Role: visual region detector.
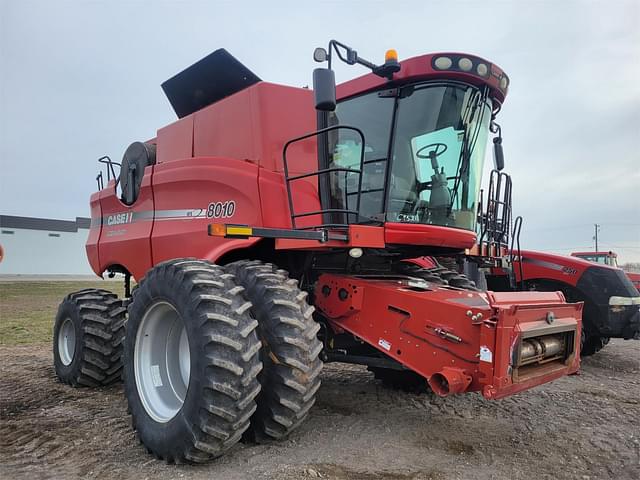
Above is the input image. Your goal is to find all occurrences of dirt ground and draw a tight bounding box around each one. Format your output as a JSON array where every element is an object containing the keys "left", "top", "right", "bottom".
[{"left": 1, "top": 340, "right": 638, "bottom": 480}]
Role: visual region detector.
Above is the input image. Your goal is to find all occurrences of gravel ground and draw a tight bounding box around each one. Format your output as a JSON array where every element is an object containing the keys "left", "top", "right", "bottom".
[{"left": 1, "top": 340, "right": 638, "bottom": 480}]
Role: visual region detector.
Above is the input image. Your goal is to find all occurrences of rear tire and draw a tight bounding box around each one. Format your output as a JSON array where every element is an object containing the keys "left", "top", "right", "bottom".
[
  {"left": 53, "top": 289, "right": 126, "bottom": 387},
  {"left": 226, "top": 260, "right": 323, "bottom": 442},
  {"left": 124, "top": 259, "right": 262, "bottom": 463},
  {"left": 396, "top": 262, "right": 478, "bottom": 291}
]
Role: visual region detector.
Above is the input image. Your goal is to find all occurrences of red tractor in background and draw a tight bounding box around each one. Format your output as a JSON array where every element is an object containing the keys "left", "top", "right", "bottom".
[
  {"left": 572, "top": 251, "right": 640, "bottom": 290},
  {"left": 53, "top": 41, "right": 582, "bottom": 464},
  {"left": 490, "top": 249, "right": 640, "bottom": 355},
  {"left": 411, "top": 168, "right": 639, "bottom": 357}
]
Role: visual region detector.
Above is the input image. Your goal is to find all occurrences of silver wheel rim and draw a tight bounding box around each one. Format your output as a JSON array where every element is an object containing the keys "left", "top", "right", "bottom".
[
  {"left": 134, "top": 301, "right": 191, "bottom": 423},
  {"left": 58, "top": 317, "right": 76, "bottom": 366}
]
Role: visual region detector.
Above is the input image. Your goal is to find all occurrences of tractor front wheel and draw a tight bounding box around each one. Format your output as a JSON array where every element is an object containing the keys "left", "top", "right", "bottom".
[
  {"left": 123, "top": 259, "right": 262, "bottom": 463},
  {"left": 53, "top": 289, "right": 126, "bottom": 387},
  {"left": 226, "top": 260, "right": 323, "bottom": 442},
  {"left": 581, "top": 330, "right": 610, "bottom": 356}
]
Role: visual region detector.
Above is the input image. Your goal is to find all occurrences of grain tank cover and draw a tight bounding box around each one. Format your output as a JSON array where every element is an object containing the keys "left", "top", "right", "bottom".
[{"left": 161, "top": 49, "right": 261, "bottom": 118}]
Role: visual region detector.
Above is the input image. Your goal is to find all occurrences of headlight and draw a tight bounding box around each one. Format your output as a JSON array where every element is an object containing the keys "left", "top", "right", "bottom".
[
  {"left": 476, "top": 63, "right": 489, "bottom": 77},
  {"left": 609, "top": 296, "right": 640, "bottom": 306},
  {"left": 434, "top": 56, "right": 452, "bottom": 69},
  {"left": 458, "top": 57, "right": 473, "bottom": 71}
]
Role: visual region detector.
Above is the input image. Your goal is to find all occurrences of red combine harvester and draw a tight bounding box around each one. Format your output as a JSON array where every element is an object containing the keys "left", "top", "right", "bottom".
[
  {"left": 53, "top": 41, "right": 582, "bottom": 463},
  {"left": 572, "top": 251, "right": 640, "bottom": 290}
]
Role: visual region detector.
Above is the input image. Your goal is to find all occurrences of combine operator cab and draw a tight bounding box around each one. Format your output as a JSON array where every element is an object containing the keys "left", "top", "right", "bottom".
[
  {"left": 317, "top": 72, "right": 492, "bottom": 234},
  {"left": 53, "top": 41, "right": 583, "bottom": 464},
  {"left": 281, "top": 41, "right": 504, "bottom": 249}
]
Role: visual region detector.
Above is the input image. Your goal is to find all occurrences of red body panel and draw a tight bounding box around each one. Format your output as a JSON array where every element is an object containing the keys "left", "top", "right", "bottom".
[
  {"left": 86, "top": 192, "right": 102, "bottom": 276},
  {"left": 315, "top": 275, "right": 581, "bottom": 399},
  {"left": 385, "top": 223, "right": 476, "bottom": 249},
  {"left": 151, "top": 157, "right": 262, "bottom": 266},
  {"left": 89, "top": 83, "right": 318, "bottom": 279},
  {"left": 156, "top": 116, "right": 193, "bottom": 164},
  {"left": 97, "top": 175, "right": 154, "bottom": 280},
  {"left": 512, "top": 250, "right": 596, "bottom": 288},
  {"left": 626, "top": 271, "right": 640, "bottom": 289}
]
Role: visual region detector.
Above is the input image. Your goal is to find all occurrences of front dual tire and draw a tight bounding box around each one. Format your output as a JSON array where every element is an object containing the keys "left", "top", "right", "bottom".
[
  {"left": 226, "top": 260, "right": 323, "bottom": 442},
  {"left": 123, "top": 259, "right": 262, "bottom": 463}
]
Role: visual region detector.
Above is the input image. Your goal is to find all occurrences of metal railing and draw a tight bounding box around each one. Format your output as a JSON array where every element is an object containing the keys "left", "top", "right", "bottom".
[
  {"left": 282, "top": 125, "right": 366, "bottom": 230},
  {"left": 478, "top": 169, "right": 513, "bottom": 256},
  {"left": 95, "top": 156, "right": 121, "bottom": 190},
  {"left": 510, "top": 215, "right": 524, "bottom": 289}
]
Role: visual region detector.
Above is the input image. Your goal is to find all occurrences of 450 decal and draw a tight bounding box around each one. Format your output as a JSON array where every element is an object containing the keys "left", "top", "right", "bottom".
[{"left": 206, "top": 200, "right": 236, "bottom": 219}]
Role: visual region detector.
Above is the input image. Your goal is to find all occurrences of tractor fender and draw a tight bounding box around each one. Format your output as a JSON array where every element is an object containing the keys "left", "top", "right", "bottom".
[
  {"left": 514, "top": 250, "right": 590, "bottom": 288},
  {"left": 203, "top": 237, "right": 263, "bottom": 265}
]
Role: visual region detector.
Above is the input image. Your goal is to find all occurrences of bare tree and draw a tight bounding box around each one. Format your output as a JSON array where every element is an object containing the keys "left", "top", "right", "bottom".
[{"left": 621, "top": 262, "right": 640, "bottom": 273}]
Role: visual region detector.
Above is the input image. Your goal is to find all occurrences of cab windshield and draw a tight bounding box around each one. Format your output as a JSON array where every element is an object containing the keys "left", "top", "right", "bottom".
[{"left": 329, "top": 82, "right": 492, "bottom": 231}]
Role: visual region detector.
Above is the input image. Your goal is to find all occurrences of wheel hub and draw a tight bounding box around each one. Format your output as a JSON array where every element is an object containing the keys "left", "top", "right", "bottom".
[
  {"left": 134, "top": 301, "right": 191, "bottom": 423},
  {"left": 58, "top": 317, "right": 76, "bottom": 366}
]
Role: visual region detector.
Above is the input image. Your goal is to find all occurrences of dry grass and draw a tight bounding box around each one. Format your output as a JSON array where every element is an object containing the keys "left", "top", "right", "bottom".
[{"left": 0, "top": 281, "right": 125, "bottom": 345}]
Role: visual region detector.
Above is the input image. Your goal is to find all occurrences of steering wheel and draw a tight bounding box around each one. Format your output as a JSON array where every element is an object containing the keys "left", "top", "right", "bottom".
[{"left": 416, "top": 142, "right": 448, "bottom": 159}]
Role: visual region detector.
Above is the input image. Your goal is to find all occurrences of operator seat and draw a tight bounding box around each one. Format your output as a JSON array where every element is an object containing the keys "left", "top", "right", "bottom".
[{"left": 119, "top": 142, "right": 156, "bottom": 205}]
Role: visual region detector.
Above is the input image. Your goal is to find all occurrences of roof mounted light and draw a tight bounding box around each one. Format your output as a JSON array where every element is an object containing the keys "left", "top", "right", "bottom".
[
  {"left": 430, "top": 54, "right": 510, "bottom": 97},
  {"left": 476, "top": 63, "right": 489, "bottom": 77},
  {"left": 458, "top": 57, "right": 473, "bottom": 71},
  {"left": 385, "top": 49, "right": 398, "bottom": 63},
  {"left": 434, "top": 56, "right": 452, "bottom": 70}
]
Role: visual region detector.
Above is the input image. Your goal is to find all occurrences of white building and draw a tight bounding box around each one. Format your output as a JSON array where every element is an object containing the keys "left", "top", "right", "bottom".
[{"left": 0, "top": 215, "right": 94, "bottom": 275}]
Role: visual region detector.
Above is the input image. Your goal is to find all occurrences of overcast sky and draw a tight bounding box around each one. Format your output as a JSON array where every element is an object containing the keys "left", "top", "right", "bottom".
[{"left": 1, "top": 0, "right": 639, "bottom": 262}]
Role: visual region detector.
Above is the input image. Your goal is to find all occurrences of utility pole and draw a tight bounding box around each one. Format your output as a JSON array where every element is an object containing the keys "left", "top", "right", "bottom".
[{"left": 593, "top": 223, "right": 600, "bottom": 251}]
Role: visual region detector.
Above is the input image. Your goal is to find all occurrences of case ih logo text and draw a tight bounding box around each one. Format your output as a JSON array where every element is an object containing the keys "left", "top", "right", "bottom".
[{"left": 107, "top": 212, "right": 133, "bottom": 226}]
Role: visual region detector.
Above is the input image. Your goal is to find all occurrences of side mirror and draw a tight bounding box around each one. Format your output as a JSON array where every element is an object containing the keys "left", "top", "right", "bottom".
[
  {"left": 313, "top": 47, "right": 328, "bottom": 63},
  {"left": 313, "top": 68, "right": 336, "bottom": 111},
  {"left": 493, "top": 138, "right": 505, "bottom": 171}
]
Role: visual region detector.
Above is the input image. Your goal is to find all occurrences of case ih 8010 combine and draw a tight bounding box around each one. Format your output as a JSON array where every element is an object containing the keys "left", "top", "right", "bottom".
[{"left": 53, "top": 42, "right": 582, "bottom": 463}]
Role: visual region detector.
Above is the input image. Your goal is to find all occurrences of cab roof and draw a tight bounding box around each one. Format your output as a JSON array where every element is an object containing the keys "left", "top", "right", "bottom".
[{"left": 336, "top": 52, "right": 509, "bottom": 105}]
